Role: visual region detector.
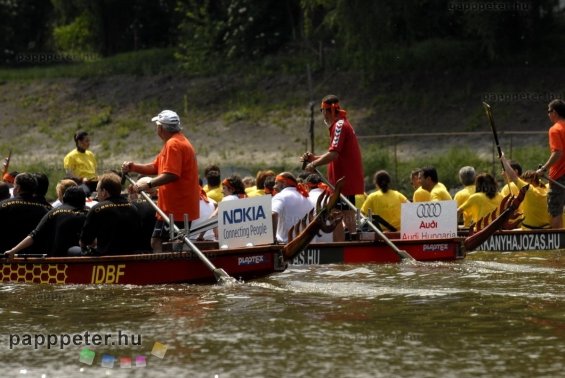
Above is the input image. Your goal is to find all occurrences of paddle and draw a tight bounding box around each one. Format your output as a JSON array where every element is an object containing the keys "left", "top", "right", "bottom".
[
  {"left": 482, "top": 102, "right": 504, "bottom": 167},
  {"left": 124, "top": 174, "right": 236, "bottom": 285},
  {"left": 2, "top": 149, "right": 12, "bottom": 179},
  {"left": 303, "top": 164, "right": 416, "bottom": 262},
  {"left": 538, "top": 170, "right": 565, "bottom": 190}
]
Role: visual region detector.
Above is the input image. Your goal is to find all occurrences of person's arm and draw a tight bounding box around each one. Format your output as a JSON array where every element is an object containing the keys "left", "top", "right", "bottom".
[
  {"left": 272, "top": 212, "right": 279, "bottom": 243},
  {"left": 537, "top": 150, "right": 562, "bottom": 176},
  {"left": 4, "top": 236, "right": 34, "bottom": 258},
  {"left": 304, "top": 151, "right": 339, "bottom": 172},
  {"left": 135, "top": 173, "right": 178, "bottom": 193},
  {"left": 500, "top": 154, "right": 519, "bottom": 184},
  {"left": 122, "top": 161, "right": 157, "bottom": 176}
]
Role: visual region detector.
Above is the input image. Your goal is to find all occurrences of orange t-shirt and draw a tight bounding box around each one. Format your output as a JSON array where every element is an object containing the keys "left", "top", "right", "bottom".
[
  {"left": 152, "top": 133, "right": 200, "bottom": 221},
  {"left": 548, "top": 120, "right": 565, "bottom": 180}
]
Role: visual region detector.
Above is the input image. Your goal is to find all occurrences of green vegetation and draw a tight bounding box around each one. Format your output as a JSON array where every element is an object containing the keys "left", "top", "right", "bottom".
[
  {"left": 0, "top": 49, "right": 178, "bottom": 80},
  {"left": 0, "top": 1, "right": 562, "bottom": 201}
]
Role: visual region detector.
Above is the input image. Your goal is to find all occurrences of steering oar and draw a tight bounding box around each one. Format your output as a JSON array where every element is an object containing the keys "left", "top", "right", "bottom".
[
  {"left": 124, "top": 174, "right": 236, "bottom": 285},
  {"left": 303, "top": 164, "right": 416, "bottom": 262}
]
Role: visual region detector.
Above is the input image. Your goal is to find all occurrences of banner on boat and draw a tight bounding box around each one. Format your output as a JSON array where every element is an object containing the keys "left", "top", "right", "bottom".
[
  {"left": 218, "top": 196, "right": 273, "bottom": 248},
  {"left": 400, "top": 201, "right": 457, "bottom": 240}
]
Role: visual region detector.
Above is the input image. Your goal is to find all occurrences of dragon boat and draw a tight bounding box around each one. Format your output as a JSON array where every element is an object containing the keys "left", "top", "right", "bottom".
[
  {"left": 0, "top": 179, "right": 346, "bottom": 285},
  {"left": 0, "top": 181, "right": 527, "bottom": 285}
]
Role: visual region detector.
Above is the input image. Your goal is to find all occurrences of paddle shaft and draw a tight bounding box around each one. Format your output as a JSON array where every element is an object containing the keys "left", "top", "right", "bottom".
[
  {"left": 541, "top": 172, "right": 565, "bottom": 190},
  {"left": 2, "top": 149, "right": 12, "bottom": 178},
  {"left": 482, "top": 102, "right": 504, "bottom": 167},
  {"left": 124, "top": 174, "right": 234, "bottom": 284},
  {"left": 311, "top": 168, "right": 416, "bottom": 262}
]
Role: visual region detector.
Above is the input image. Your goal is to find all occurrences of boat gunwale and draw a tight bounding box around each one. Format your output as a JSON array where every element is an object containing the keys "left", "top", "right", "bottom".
[{"left": 1, "top": 244, "right": 284, "bottom": 264}]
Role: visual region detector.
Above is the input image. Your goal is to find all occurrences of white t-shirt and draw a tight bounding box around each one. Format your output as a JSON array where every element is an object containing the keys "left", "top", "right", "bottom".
[
  {"left": 308, "top": 188, "right": 333, "bottom": 242},
  {"left": 272, "top": 187, "right": 313, "bottom": 243},
  {"left": 221, "top": 194, "right": 240, "bottom": 202},
  {"left": 190, "top": 198, "right": 217, "bottom": 241}
]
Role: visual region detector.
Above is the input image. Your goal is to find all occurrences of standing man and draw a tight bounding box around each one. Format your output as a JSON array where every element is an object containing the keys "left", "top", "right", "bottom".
[
  {"left": 536, "top": 99, "right": 565, "bottom": 228},
  {"left": 302, "top": 94, "right": 364, "bottom": 240},
  {"left": 122, "top": 109, "right": 200, "bottom": 251}
]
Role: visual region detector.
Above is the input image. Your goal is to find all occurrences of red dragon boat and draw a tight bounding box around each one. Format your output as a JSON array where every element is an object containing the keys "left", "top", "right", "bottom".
[{"left": 0, "top": 180, "right": 526, "bottom": 285}]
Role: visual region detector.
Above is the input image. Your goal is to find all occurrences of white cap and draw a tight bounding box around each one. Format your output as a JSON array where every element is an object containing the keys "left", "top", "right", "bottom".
[{"left": 151, "top": 110, "right": 181, "bottom": 132}]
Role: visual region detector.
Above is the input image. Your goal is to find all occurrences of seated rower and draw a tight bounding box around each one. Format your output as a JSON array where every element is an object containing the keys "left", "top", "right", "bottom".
[
  {"left": 78, "top": 172, "right": 142, "bottom": 255},
  {"left": 500, "top": 154, "right": 550, "bottom": 229},
  {"left": 51, "top": 179, "right": 79, "bottom": 208},
  {"left": 458, "top": 173, "right": 503, "bottom": 226},
  {"left": 361, "top": 170, "right": 408, "bottom": 232},
  {"left": 272, "top": 172, "right": 313, "bottom": 243},
  {"left": 453, "top": 166, "right": 476, "bottom": 228},
  {"left": 4, "top": 186, "right": 87, "bottom": 258},
  {"left": 128, "top": 176, "right": 158, "bottom": 252},
  {"left": 0, "top": 173, "right": 51, "bottom": 253},
  {"left": 419, "top": 167, "right": 452, "bottom": 201}
]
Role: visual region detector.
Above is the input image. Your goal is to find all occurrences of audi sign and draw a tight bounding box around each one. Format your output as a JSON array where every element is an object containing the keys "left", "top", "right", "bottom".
[{"left": 401, "top": 200, "right": 457, "bottom": 240}]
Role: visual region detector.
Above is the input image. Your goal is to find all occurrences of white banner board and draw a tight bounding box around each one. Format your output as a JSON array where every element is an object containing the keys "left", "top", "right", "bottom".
[
  {"left": 400, "top": 200, "right": 458, "bottom": 240},
  {"left": 218, "top": 196, "right": 273, "bottom": 248}
]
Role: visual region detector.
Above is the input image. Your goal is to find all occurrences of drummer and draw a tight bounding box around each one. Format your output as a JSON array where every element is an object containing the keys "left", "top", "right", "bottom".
[{"left": 63, "top": 130, "right": 98, "bottom": 195}]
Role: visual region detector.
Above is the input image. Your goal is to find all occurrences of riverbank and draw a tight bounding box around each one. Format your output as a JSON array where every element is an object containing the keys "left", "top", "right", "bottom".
[{"left": 0, "top": 53, "right": 561, "bottom": 193}]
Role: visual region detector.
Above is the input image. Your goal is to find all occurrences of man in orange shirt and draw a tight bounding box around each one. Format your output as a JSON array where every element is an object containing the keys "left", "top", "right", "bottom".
[
  {"left": 122, "top": 110, "right": 200, "bottom": 251},
  {"left": 537, "top": 99, "right": 565, "bottom": 228}
]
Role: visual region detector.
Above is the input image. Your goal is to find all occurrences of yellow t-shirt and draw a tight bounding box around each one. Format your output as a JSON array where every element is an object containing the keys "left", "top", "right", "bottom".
[
  {"left": 500, "top": 182, "right": 519, "bottom": 197},
  {"left": 454, "top": 185, "right": 476, "bottom": 227},
  {"left": 63, "top": 149, "right": 97, "bottom": 180},
  {"left": 458, "top": 192, "right": 503, "bottom": 225},
  {"left": 500, "top": 181, "right": 525, "bottom": 213},
  {"left": 205, "top": 186, "right": 224, "bottom": 203},
  {"left": 361, "top": 189, "right": 408, "bottom": 231},
  {"left": 355, "top": 193, "right": 368, "bottom": 209},
  {"left": 413, "top": 187, "right": 431, "bottom": 202},
  {"left": 247, "top": 188, "right": 266, "bottom": 197},
  {"left": 514, "top": 178, "right": 550, "bottom": 229},
  {"left": 430, "top": 183, "right": 452, "bottom": 201},
  {"left": 245, "top": 186, "right": 257, "bottom": 195}
]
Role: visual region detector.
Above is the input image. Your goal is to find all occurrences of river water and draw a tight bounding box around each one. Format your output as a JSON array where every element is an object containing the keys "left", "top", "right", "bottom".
[{"left": 0, "top": 250, "right": 563, "bottom": 378}]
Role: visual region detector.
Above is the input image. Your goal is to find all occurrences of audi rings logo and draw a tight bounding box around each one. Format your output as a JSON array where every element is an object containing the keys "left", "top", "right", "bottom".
[{"left": 416, "top": 203, "right": 442, "bottom": 218}]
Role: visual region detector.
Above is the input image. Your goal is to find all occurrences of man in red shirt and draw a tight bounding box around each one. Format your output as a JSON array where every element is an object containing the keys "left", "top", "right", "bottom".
[
  {"left": 303, "top": 94, "right": 364, "bottom": 239},
  {"left": 122, "top": 110, "right": 200, "bottom": 251},
  {"left": 537, "top": 99, "right": 565, "bottom": 228}
]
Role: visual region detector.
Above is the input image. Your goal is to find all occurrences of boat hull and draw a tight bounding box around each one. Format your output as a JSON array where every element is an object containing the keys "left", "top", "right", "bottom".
[
  {"left": 0, "top": 246, "right": 286, "bottom": 285},
  {"left": 289, "top": 238, "right": 465, "bottom": 265},
  {"left": 465, "top": 229, "right": 565, "bottom": 252}
]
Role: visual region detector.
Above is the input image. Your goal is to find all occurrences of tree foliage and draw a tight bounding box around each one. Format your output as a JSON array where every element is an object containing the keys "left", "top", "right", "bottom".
[{"left": 0, "top": 0, "right": 563, "bottom": 70}]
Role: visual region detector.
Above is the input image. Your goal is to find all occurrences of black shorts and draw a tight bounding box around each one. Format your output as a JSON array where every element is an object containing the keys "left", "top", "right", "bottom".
[
  {"left": 548, "top": 175, "right": 565, "bottom": 217},
  {"left": 336, "top": 195, "right": 356, "bottom": 211},
  {"left": 152, "top": 220, "right": 191, "bottom": 241}
]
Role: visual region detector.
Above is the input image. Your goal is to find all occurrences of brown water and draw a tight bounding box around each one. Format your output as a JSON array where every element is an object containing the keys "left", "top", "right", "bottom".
[{"left": 0, "top": 251, "right": 563, "bottom": 378}]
